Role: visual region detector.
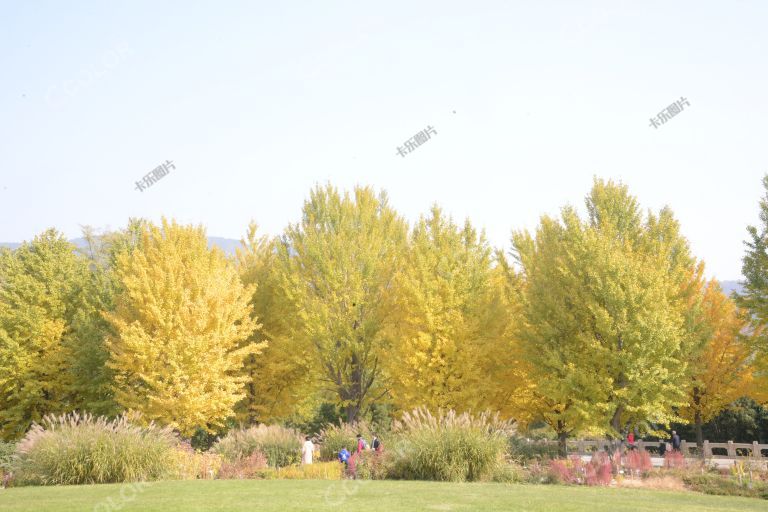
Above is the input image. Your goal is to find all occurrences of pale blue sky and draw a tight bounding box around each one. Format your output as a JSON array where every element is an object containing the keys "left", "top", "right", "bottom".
[{"left": 1, "top": 1, "right": 766, "bottom": 279}]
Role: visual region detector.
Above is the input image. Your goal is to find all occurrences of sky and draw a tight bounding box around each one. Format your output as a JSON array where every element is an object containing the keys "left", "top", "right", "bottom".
[{"left": 1, "top": 0, "right": 766, "bottom": 280}]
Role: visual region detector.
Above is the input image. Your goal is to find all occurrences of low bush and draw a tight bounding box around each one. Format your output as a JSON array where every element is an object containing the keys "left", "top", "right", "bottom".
[
  {"left": 586, "top": 452, "right": 613, "bottom": 486},
  {"left": 386, "top": 408, "right": 513, "bottom": 482},
  {"left": 523, "top": 460, "right": 554, "bottom": 484},
  {"left": 317, "top": 420, "right": 374, "bottom": 461},
  {"left": 13, "top": 413, "right": 178, "bottom": 485},
  {"left": 663, "top": 450, "right": 686, "bottom": 469},
  {"left": 217, "top": 452, "right": 269, "bottom": 479},
  {"left": 548, "top": 457, "right": 581, "bottom": 484},
  {"left": 619, "top": 475, "right": 686, "bottom": 492},
  {"left": 490, "top": 462, "right": 524, "bottom": 483},
  {"left": 0, "top": 440, "right": 15, "bottom": 486},
  {"left": 171, "top": 442, "right": 222, "bottom": 479},
  {"left": 624, "top": 448, "right": 652, "bottom": 477},
  {"left": 684, "top": 473, "right": 768, "bottom": 500},
  {"left": 266, "top": 461, "right": 344, "bottom": 480},
  {"left": 349, "top": 450, "right": 392, "bottom": 480},
  {"left": 546, "top": 453, "right": 613, "bottom": 486},
  {"left": 213, "top": 424, "right": 302, "bottom": 468},
  {"left": 507, "top": 436, "right": 559, "bottom": 462}
]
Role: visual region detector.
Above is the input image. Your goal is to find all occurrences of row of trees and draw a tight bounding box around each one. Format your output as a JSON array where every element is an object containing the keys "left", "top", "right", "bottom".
[{"left": 1, "top": 179, "right": 767, "bottom": 449}]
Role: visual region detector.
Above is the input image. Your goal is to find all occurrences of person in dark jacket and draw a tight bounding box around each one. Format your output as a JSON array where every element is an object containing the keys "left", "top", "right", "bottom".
[{"left": 671, "top": 431, "right": 681, "bottom": 452}]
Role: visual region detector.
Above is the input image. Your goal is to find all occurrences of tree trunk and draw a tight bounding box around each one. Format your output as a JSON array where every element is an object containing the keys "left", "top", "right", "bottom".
[
  {"left": 557, "top": 421, "right": 568, "bottom": 457},
  {"left": 610, "top": 404, "right": 624, "bottom": 438},
  {"left": 695, "top": 410, "right": 704, "bottom": 452},
  {"left": 345, "top": 403, "right": 359, "bottom": 423}
]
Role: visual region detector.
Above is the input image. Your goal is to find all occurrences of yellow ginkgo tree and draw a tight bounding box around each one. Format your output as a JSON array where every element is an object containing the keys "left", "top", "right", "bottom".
[
  {"left": 385, "top": 207, "right": 491, "bottom": 412},
  {"left": 234, "top": 222, "right": 313, "bottom": 424},
  {"left": 105, "top": 219, "right": 261, "bottom": 436}
]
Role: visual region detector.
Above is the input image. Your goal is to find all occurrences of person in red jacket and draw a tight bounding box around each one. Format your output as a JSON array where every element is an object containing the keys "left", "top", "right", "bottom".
[{"left": 356, "top": 434, "right": 366, "bottom": 453}]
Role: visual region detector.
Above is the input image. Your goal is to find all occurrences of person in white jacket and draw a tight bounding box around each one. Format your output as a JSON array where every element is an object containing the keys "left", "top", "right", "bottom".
[{"left": 302, "top": 436, "right": 314, "bottom": 465}]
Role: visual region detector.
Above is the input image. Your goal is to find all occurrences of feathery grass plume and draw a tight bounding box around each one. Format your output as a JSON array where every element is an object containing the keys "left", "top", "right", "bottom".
[
  {"left": 388, "top": 407, "right": 514, "bottom": 482},
  {"left": 14, "top": 412, "right": 178, "bottom": 485},
  {"left": 212, "top": 424, "right": 302, "bottom": 468}
]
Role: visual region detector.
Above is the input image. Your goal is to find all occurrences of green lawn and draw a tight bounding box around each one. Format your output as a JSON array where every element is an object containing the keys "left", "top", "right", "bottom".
[{"left": 0, "top": 479, "right": 764, "bottom": 512}]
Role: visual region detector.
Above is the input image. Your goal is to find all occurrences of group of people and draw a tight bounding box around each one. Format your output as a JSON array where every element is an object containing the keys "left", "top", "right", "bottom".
[
  {"left": 337, "top": 434, "right": 382, "bottom": 466},
  {"left": 300, "top": 433, "right": 382, "bottom": 465},
  {"left": 623, "top": 430, "right": 682, "bottom": 455}
]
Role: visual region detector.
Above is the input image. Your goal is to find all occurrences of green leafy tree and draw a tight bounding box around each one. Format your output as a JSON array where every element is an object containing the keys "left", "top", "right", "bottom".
[
  {"left": 0, "top": 230, "right": 86, "bottom": 439},
  {"left": 736, "top": 174, "right": 768, "bottom": 388},
  {"left": 513, "top": 179, "right": 699, "bottom": 452},
  {"left": 276, "top": 185, "right": 408, "bottom": 422}
]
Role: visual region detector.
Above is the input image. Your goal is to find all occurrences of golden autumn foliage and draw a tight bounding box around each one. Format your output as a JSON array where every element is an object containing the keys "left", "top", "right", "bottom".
[
  {"left": 2, "top": 179, "right": 767, "bottom": 442},
  {"left": 681, "top": 280, "right": 756, "bottom": 443},
  {"left": 105, "top": 219, "right": 261, "bottom": 436},
  {"left": 234, "top": 222, "right": 311, "bottom": 424},
  {"left": 384, "top": 208, "right": 493, "bottom": 412},
  {"left": 384, "top": 207, "right": 532, "bottom": 418}
]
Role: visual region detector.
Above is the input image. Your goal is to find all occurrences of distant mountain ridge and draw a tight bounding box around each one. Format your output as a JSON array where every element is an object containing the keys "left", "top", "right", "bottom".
[
  {"left": 720, "top": 280, "right": 744, "bottom": 298},
  {"left": 0, "top": 237, "right": 243, "bottom": 256},
  {"left": 0, "top": 241, "right": 750, "bottom": 295}
]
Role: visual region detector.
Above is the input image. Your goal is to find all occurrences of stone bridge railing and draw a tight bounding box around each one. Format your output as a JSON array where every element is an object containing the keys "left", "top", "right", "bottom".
[{"left": 534, "top": 439, "right": 768, "bottom": 459}]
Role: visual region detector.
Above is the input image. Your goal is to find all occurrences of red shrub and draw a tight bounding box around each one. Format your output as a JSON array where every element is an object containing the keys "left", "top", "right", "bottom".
[
  {"left": 625, "top": 449, "right": 652, "bottom": 475},
  {"left": 549, "top": 459, "right": 579, "bottom": 484},
  {"left": 663, "top": 450, "right": 686, "bottom": 469},
  {"left": 546, "top": 453, "right": 617, "bottom": 486},
  {"left": 218, "top": 451, "right": 268, "bottom": 479},
  {"left": 586, "top": 452, "right": 614, "bottom": 486}
]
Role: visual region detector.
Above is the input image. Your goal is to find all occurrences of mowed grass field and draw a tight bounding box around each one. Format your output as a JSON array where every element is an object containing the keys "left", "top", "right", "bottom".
[{"left": 0, "top": 480, "right": 764, "bottom": 512}]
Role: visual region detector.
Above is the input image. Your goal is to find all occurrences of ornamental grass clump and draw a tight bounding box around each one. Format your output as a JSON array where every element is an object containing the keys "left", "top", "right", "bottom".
[
  {"left": 388, "top": 407, "right": 514, "bottom": 482},
  {"left": 212, "top": 424, "right": 302, "bottom": 468},
  {"left": 14, "top": 413, "right": 178, "bottom": 485}
]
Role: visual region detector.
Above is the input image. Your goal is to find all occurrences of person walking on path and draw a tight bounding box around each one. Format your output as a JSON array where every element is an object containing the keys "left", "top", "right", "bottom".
[
  {"left": 671, "top": 431, "right": 681, "bottom": 452},
  {"left": 627, "top": 431, "right": 635, "bottom": 450},
  {"left": 302, "top": 436, "right": 314, "bottom": 465},
  {"left": 356, "top": 434, "right": 367, "bottom": 454},
  {"left": 372, "top": 434, "right": 381, "bottom": 453},
  {"left": 338, "top": 446, "right": 351, "bottom": 467}
]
